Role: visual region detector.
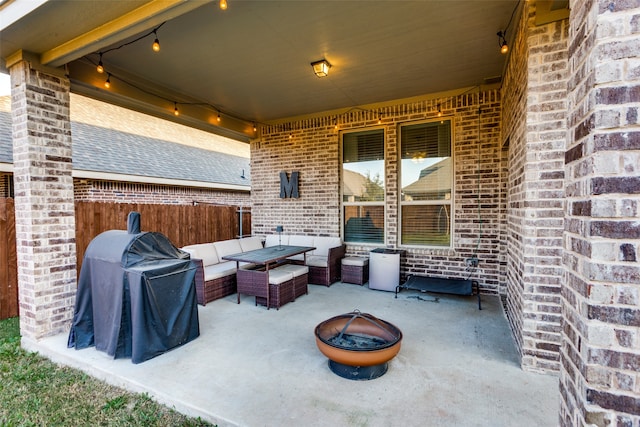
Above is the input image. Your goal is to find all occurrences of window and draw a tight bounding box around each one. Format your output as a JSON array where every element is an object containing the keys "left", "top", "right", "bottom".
[
  {"left": 342, "top": 129, "right": 385, "bottom": 244},
  {"left": 400, "top": 119, "right": 453, "bottom": 246}
]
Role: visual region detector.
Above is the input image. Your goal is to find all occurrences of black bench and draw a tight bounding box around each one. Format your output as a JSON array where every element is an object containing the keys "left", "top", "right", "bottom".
[{"left": 395, "top": 275, "right": 481, "bottom": 310}]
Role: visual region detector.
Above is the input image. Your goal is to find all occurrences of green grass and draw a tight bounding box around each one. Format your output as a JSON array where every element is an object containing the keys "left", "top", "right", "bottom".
[{"left": 0, "top": 317, "right": 214, "bottom": 427}]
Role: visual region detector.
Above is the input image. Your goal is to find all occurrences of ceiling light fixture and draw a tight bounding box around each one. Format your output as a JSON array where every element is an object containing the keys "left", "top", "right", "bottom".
[
  {"left": 152, "top": 30, "right": 160, "bottom": 52},
  {"left": 311, "top": 59, "right": 331, "bottom": 77},
  {"left": 497, "top": 31, "right": 508, "bottom": 54}
]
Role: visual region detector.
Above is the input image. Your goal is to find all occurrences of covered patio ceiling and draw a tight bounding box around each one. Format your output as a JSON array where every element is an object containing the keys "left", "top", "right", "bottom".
[{"left": 0, "top": 0, "right": 564, "bottom": 142}]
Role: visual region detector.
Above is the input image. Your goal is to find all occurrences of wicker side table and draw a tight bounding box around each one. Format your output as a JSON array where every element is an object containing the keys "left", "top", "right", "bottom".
[{"left": 341, "top": 256, "right": 369, "bottom": 285}]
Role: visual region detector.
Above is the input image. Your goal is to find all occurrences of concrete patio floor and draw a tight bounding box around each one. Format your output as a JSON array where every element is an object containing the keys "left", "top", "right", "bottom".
[{"left": 24, "top": 282, "right": 559, "bottom": 427}]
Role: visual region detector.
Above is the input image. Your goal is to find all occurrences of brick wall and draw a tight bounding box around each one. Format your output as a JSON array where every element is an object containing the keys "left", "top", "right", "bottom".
[
  {"left": 501, "top": 1, "right": 569, "bottom": 374},
  {"left": 73, "top": 179, "right": 250, "bottom": 207},
  {"left": 561, "top": 0, "right": 640, "bottom": 425},
  {"left": 10, "top": 61, "right": 77, "bottom": 340},
  {"left": 252, "top": 89, "right": 505, "bottom": 294}
]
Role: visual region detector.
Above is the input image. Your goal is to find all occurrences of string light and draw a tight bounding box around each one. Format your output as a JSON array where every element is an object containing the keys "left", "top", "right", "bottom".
[
  {"left": 96, "top": 53, "right": 104, "bottom": 73},
  {"left": 437, "top": 104, "right": 442, "bottom": 117},
  {"left": 497, "top": 2, "right": 518, "bottom": 55},
  {"left": 220, "top": 0, "right": 228, "bottom": 10},
  {"left": 497, "top": 31, "right": 508, "bottom": 54},
  {"left": 334, "top": 118, "right": 338, "bottom": 130},
  {"left": 83, "top": 21, "right": 263, "bottom": 135},
  {"left": 377, "top": 113, "right": 382, "bottom": 125},
  {"left": 152, "top": 30, "right": 160, "bottom": 52}
]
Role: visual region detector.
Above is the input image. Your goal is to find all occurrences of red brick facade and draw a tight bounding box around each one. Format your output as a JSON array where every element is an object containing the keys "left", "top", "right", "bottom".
[{"left": 253, "top": 89, "right": 505, "bottom": 295}]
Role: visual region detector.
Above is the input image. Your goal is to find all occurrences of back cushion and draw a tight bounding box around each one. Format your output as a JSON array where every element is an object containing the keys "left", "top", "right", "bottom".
[
  {"left": 265, "top": 234, "right": 289, "bottom": 247},
  {"left": 239, "top": 236, "right": 264, "bottom": 252},
  {"left": 182, "top": 243, "right": 219, "bottom": 266},
  {"left": 313, "top": 237, "right": 342, "bottom": 257},
  {"left": 288, "top": 235, "right": 315, "bottom": 248},
  {"left": 213, "top": 239, "right": 243, "bottom": 259}
]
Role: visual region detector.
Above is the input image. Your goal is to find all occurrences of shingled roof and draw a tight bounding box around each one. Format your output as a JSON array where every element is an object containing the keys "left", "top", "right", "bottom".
[{"left": 0, "top": 95, "right": 250, "bottom": 190}]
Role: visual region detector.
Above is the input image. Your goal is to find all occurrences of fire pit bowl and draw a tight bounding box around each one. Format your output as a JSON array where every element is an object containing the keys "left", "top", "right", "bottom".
[{"left": 314, "top": 310, "right": 402, "bottom": 380}]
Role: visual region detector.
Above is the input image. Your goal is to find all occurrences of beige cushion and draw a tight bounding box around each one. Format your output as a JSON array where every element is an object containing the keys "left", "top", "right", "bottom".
[
  {"left": 306, "top": 255, "right": 328, "bottom": 268},
  {"left": 312, "top": 237, "right": 342, "bottom": 257},
  {"left": 287, "top": 235, "right": 315, "bottom": 261},
  {"left": 277, "top": 263, "right": 309, "bottom": 277},
  {"left": 342, "top": 256, "right": 368, "bottom": 267},
  {"left": 268, "top": 269, "right": 293, "bottom": 285},
  {"left": 182, "top": 243, "right": 219, "bottom": 267},
  {"left": 239, "top": 236, "right": 264, "bottom": 252},
  {"left": 203, "top": 261, "right": 237, "bottom": 281},
  {"left": 214, "top": 239, "right": 243, "bottom": 259},
  {"left": 265, "top": 234, "right": 289, "bottom": 247}
]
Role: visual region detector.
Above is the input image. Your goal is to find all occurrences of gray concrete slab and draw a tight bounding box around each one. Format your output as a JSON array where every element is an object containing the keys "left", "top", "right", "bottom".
[{"left": 24, "top": 282, "right": 559, "bottom": 427}]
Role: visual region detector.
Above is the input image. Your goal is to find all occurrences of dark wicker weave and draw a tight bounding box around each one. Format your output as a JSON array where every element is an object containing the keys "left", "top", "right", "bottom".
[
  {"left": 193, "top": 259, "right": 237, "bottom": 306},
  {"left": 255, "top": 278, "right": 295, "bottom": 310},
  {"left": 292, "top": 273, "right": 309, "bottom": 299},
  {"left": 308, "top": 244, "right": 346, "bottom": 287},
  {"left": 237, "top": 268, "right": 270, "bottom": 305},
  {"left": 341, "top": 263, "right": 369, "bottom": 285}
]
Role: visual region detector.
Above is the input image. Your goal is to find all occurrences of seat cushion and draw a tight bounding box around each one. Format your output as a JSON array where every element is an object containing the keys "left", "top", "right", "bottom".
[
  {"left": 182, "top": 243, "right": 219, "bottom": 266},
  {"left": 214, "top": 239, "right": 243, "bottom": 259},
  {"left": 277, "top": 263, "right": 309, "bottom": 277},
  {"left": 268, "top": 269, "right": 294, "bottom": 285},
  {"left": 342, "top": 256, "right": 368, "bottom": 267},
  {"left": 305, "top": 255, "right": 328, "bottom": 268},
  {"left": 203, "top": 261, "right": 237, "bottom": 281},
  {"left": 239, "top": 236, "right": 264, "bottom": 252}
]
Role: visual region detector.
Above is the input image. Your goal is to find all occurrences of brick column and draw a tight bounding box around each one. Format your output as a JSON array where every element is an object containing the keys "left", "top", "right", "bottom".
[
  {"left": 561, "top": 1, "right": 640, "bottom": 425},
  {"left": 502, "top": 0, "right": 569, "bottom": 374},
  {"left": 8, "top": 54, "right": 77, "bottom": 340}
]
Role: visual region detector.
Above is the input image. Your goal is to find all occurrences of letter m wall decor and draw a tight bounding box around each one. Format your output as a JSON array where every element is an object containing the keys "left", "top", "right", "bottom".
[{"left": 279, "top": 171, "right": 299, "bottom": 198}]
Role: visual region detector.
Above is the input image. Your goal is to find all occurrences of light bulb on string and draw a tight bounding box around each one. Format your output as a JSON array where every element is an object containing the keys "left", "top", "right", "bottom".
[
  {"left": 437, "top": 104, "right": 442, "bottom": 117},
  {"left": 220, "top": 0, "right": 228, "bottom": 10},
  {"left": 497, "top": 31, "right": 508, "bottom": 54},
  {"left": 174, "top": 102, "right": 179, "bottom": 116},
  {"left": 104, "top": 73, "right": 111, "bottom": 89},
  {"left": 253, "top": 123, "right": 257, "bottom": 132},
  {"left": 152, "top": 30, "right": 160, "bottom": 52},
  {"left": 217, "top": 112, "right": 221, "bottom": 122},
  {"left": 96, "top": 54, "right": 104, "bottom": 73}
]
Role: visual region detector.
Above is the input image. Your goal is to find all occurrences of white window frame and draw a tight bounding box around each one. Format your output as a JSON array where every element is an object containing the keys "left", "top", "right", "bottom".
[
  {"left": 340, "top": 127, "right": 386, "bottom": 245},
  {"left": 398, "top": 118, "right": 454, "bottom": 248}
]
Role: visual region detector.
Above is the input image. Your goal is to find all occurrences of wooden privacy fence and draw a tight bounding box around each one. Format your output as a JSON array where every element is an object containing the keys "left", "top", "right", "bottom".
[
  {"left": 0, "top": 200, "right": 251, "bottom": 320},
  {"left": 0, "top": 198, "right": 17, "bottom": 320}
]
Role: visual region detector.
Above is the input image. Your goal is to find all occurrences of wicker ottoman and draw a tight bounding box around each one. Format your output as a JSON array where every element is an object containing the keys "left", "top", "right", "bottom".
[
  {"left": 255, "top": 268, "right": 295, "bottom": 310},
  {"left": 341, "top": 256, "right": 369, "bottom": 285}
]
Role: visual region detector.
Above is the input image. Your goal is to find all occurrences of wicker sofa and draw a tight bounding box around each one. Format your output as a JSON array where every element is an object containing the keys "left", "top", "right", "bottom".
[
  {"left": 182, "top": 236, "right": 263, "bottom": 306},
  {"left": 264, "top": 234, "right": 346, "bottom": 287}
]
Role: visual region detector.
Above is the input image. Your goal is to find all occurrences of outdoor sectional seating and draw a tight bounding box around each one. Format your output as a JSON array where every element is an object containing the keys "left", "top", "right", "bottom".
[
  {"left": 265, "top": 234, "right": 346, "bottom": 287},
  {"left": 182, "top": 234, "right": 345, "bottom": 306},
  {"left": 182, "top": 236, "right": 264, "bottom": 305}
]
